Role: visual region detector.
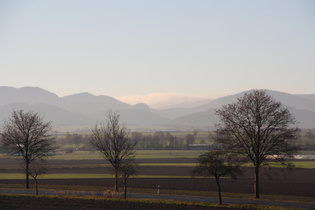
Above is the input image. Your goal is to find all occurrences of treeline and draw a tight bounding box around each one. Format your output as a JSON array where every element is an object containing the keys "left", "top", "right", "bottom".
[
  {"left": 56, "top": 133, "right": 92, "bottom": 152},
  {"left": 130, "top": 131, "right": 201, "bottom": 150},
  {"left": 300, "top": 129, "right": 315, "bottom": 150},
  {"left": 56, "top": 131, "right": 213, "bottom": 151},
  {"left": 54, "top": 129, "right": 315, "bottom": 151}
]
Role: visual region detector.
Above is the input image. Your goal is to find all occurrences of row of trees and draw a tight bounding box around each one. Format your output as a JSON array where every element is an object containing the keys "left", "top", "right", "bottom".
[
  {"left": 57, "top": 129, "right": 312, "bottom": 152},
  {"left": 0, "top": 110, "right": 137, "bottom": 198},
  {"left": 0, "top": 90, "right": 301, "bottom": 201},
  {"left": 57, "top": 131, "right": 204, "bottom": 151}
]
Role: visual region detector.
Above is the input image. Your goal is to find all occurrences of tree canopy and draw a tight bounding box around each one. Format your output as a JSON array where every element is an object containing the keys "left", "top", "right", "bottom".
[
  {"left": 1, "top": 110, "right": 57, "bottom": 188},
  {"left": 192, "top": 150, "right": 242, "bottom": 204},
  {"left": 90, "top": 110, "right": 137, "bottom": 191},
  {"left": 215, "top": 90, "right": 300, "bottom": 198}
]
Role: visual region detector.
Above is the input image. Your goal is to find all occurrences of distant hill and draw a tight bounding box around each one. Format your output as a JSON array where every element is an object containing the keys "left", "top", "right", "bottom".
[
  {"left": 296, "top": 94, "right": 315, "bottom": 101},
  {"left": 0, "top": 86, "right": 165, "bottom": 127},
  {"left": 61, "top": 92, "right": 131, "bottom": 114},
  {"left": 169, "top": 90, "right": 315, "bottom": 129},
  {"left": 0, "top": 87, "right": 314, "bottom": 130},
  {"left": 0, "top": 86, "right": 60, "bottom": 105},
  {"left": 168, "top": 108, "right": 219, "bottom": 129},
  {"left": 0, "top": 103, "right": 95, "bottom": 126}
]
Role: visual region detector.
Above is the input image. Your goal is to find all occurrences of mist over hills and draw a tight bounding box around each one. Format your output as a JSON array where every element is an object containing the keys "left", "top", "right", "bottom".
[{"left": 0, "top": 86, "right": 314, "bottom": 130}]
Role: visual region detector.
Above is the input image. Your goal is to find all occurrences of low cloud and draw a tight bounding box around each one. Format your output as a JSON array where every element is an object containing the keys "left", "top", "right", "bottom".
[{"left": 116, "top": 93, "right": 214, "bottom": 109}]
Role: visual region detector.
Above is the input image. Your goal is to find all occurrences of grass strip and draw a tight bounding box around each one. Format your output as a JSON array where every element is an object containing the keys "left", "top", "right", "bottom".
[
  {"left": 43, "top": 150, "right": 202, "bottom": 160},
  {"left": 1, "top": 183, "right": 314, "bottom": 203},
  {"left": 0, "top": 173, "right": 194, "bottom": 179},
  {"left": 0, "top": 163, "right": 196, "bottom": 170},
  {"left": 2, "top": 161, "right": 314, "bottom": 170},
  {"left": 0, "top": 193, "right": 298, "bottom": 210},
  {"left": 290, "top": 161, "right": 315, "bottom": 169}
]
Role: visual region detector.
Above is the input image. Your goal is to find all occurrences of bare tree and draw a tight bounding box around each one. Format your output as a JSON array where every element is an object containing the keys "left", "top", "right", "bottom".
[
  {"left": 1, "top": 110, "right": 57, "bottom": 189},
  {"left": 29, "top": 159, "right": 47, "bottom": 195},
  {"left": 90, "top": 110, "right": 137, "bottom": 191},
  {"left": 215, "top": 90, "right": 300, "bottom": 198},
  {"left": 192, "top": 150, "right": 242, "bottom": 204},
  {"left": 119, "top": 159, "right": 137, "bottom": 199}
]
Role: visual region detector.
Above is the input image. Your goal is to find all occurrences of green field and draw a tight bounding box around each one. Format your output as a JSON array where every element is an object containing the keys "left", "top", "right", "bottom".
[
  {"left": 50, "top": 150, "right": 203, "bottom": 160},
  {"left": 0, "top": 173, "right": 192, "bottom": 180},
  {"left": 50, "top": 150, "right": 315, "bottom": 160},
  {"left": 291, "top": 161, "right": 315, "bottom": 169},
  {"left": 47, "top": 150, "right": 315, "bottom": 169},
  {"left": 2, "top": 149, "right": 315, "bottom": 168},
  {"left": 4, "top": 161, "right": 314, "bottom": 170},
  {"left": 1, "top": 150, "right": 315, "bottom": 205},
  {"left": 135, "top": 150, "right": 202, "bottom": 159},
  {"left": 300, "top": 150, "right": 315, "bottom": 155}
]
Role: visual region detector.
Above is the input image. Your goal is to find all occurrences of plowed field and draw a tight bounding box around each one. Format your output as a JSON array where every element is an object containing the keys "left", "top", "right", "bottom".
[{"left": 1, "top": 158, "right": 314, "bottom": 197}]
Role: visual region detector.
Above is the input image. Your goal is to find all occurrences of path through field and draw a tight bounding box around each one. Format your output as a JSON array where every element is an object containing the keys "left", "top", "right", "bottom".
[{"left": 1, "top": 188, "right": 314, "bottom": 209}]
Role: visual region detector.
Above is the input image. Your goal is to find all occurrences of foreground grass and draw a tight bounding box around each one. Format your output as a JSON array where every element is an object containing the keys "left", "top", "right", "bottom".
[
  {"left": 0, "top": 193, "right": 298, "bottom": 210},
  {"left": 1, "top": 183, "right": 314, "bottom": 204}
]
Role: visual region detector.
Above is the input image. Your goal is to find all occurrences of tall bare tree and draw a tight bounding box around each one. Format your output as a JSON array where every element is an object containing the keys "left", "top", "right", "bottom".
[
  {"left": 192, "top": 150, "right": 242, "bottom": 204},
  {"left": 1, "top": 110, "right": 57, "bottom": 189},
  {"left": 215, "top": 90, "right": 300, "bottom": 198},
  {"left": 90, "top": 110, "right": 137, "bottom": 191}
]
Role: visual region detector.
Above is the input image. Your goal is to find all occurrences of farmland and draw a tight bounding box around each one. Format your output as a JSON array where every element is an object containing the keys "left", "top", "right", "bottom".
[{"left": 1, "top": 150, "right": 315, "bottom": 199}]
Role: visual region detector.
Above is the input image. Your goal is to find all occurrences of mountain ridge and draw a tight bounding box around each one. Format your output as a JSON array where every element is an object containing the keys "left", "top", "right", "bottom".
[{"left": 0, "top": 86, "right": 314, "bottom": 130}]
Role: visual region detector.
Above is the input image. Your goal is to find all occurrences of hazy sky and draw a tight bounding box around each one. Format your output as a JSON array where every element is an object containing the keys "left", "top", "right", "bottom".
[{"left": 1, "top": 0, "right": 314, "bottom": 107}]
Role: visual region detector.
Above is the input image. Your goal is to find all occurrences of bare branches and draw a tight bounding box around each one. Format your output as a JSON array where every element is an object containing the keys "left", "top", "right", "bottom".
[
  {"left": 1, "top": 110, "right": 57, "bottom": 189},
  {"left": 29, "top": 158, "right": 47, "bottom": 195},
  {"left": 193, "top": 151, "right": 242, "bottom": 179},
  {"left": 192, "top": 150, "right": 242, "bottom": 204},
  {"left": 119, "top": 159, "right": 138, "bottom": 199},
  {"left": 89, "top": 110, "right": 137, "bottom": 191},
  {"left": 215, "top": 90, "right": 301, "bottom": 198}
]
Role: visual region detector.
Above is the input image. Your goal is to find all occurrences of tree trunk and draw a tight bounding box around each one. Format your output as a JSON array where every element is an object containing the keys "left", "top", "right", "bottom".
[
  {"left": 254, "top": 166, "right": 260, "bottom": 199},
  {"left": 123, "top": 179, "right": 127, "bottom": 199},
  {"left": 114, "top": 171, "right": 118, "bottom": 191},
  {"left": 25, "top": 163, "right": 29, "bottom": 189},
  {"left": 215, "top": 176, "right": 222, "bottom": 205},
  {"left": 35, "top": 179, "right": 38, "bottom": 195}
]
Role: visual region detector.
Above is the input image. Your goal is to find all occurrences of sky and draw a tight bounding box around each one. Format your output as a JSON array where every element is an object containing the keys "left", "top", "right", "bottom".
[{"left": 1, "top": 0, "right": 315, "bottom": 108}]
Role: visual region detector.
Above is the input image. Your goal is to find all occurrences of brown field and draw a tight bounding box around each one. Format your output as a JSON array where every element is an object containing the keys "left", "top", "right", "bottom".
[{"left": 1, "top": 158, "right": 314, "bottom": 198}]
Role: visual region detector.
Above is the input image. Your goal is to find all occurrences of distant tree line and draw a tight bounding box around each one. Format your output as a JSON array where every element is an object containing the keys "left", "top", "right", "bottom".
[
  {"left": 300, "top": 129, "right": 315, "bottom": 150},
  {"left": 56, "top": 133, "right": 93, "bottom": 152},
  {"left": 54, "top": 131, "right": 215, "bottom": 151},
  {"left": 47, "top": 129, "right": 315, "bottom": 152}
]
